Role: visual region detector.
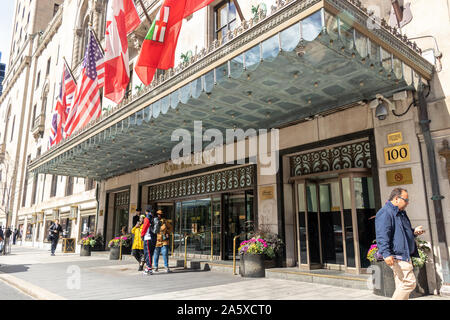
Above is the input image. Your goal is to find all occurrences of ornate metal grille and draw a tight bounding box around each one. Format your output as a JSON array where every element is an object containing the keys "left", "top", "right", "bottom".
[
  {"left": 114, "top": 191, "right": 130, "bottom": 206},
  {"left": 148, "top": 165, "right": 255, "bottom": 201},
  {"left": 290, "top": 141, "right": 371, "bottom": 177}
]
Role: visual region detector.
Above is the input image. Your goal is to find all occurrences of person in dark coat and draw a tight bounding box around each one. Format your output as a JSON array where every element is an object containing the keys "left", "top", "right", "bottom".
[
  {"left": 13, "top": 228, "right": 18, "bottom": 245},
  {"left": 49, "top": 220, "right": 63, "bottom": 256}
]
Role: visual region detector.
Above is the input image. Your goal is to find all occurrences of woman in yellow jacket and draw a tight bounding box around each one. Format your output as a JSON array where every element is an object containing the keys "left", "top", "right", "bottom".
[
  {"left": 153, "top": 210, "right": 173, "bottom": 272},
  {"left": 131, "top": 215, "right": 145, "bottom": 271}
]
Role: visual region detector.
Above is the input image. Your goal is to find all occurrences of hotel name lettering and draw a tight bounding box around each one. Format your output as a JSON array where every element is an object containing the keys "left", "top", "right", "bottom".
[{"left": 164, "top": 162, "right": 200, "bottom": 174}]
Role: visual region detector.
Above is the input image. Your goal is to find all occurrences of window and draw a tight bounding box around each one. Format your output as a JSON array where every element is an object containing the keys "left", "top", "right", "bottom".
[
  {"left": 80, "top": 215, "right": 96, "bottom": 238},
  {"left": 50, "top": 175, "right": 58, "bottom": 197},
  {"left": 10, "top": 116, "right": 15, "bottom": 142},
  {"left": 46, "top": 58, "right": 51, "bottom": 76},
  {"left": 43, "top": 220, "right": 52, "bottom": 242},
  {"left": 31, "top": 174, "right": 38, "bottom": 205},
  {"left": 22, "top": 155, "right": 31, "bottom": 207},
  {"left": 214, "top": 0, "right": 237, "bottom": 42},
  {"left": 65, "top": 176, "right": 74, "bottom": 196},
  {"left": 53, "top": 4, "right": 60, "bottom": 17},
  {"left": 85, "top": 178, "right": 95, "bottom": 191},
  {"left": 60, "top": 218, "right": 72, "bottom": 238},
  {"left": 32, "top": 104, "right": 37, "bottom": 127},
  {"left": 35, "top": 71, "right": 40, "bottom": 90},
  {"left": 25, "top": 223, "right": 33, "bottom": 241}
]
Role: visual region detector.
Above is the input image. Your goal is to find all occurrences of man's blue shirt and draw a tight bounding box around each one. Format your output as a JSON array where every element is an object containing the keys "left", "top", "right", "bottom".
[{"left": 375, "top": 201, "right": 418, "bottom": 261}]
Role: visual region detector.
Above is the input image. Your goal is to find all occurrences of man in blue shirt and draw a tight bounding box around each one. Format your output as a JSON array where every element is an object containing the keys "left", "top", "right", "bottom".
[{"left": 375, "top": 188, "right": 425, "bottom": 300}]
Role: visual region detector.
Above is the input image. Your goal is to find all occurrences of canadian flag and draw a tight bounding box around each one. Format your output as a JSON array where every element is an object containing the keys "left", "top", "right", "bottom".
[{"left": 104, "top": 0, "right": 141, "bottom": 104}]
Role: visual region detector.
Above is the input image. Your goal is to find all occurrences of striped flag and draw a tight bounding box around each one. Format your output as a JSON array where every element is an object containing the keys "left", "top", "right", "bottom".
[
  {"left": 104, "top": 0, "right": 140, "bottom": 104},
  {"left": 65, "top": 29, "right": 105, "bottom": 137},
  {"left": 49, "top": 60, "right": 76, "bottom": 146}
]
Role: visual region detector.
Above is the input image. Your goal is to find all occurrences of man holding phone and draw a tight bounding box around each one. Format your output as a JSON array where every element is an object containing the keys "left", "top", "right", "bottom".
[{"left": 375, "top": 188, "right": 426, "bottom": 300}]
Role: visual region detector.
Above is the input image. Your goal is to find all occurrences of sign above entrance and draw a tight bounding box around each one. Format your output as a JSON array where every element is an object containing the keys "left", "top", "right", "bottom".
[
  {"left": 387, "top": 132, "right": 403, "bottom": 145},
  {"left": 386, "top": 168, "right": 413, "bottom": 186},
  {"left": 384, "top": 144, "right": 410, "bottom": 164}
]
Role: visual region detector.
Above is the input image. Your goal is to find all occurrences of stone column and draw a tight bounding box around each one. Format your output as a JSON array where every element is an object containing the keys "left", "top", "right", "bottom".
[
  {"left": 92, "top": 0, "right": 104, "bottom": 38},
  {"left": 72, "top": 28, "right": 83, "bottom": 67}
]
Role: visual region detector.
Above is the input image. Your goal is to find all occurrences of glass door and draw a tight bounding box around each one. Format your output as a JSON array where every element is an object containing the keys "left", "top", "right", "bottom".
[
  {"left": 223, "top": 191, "right": 254, "bottom": 260},
  {"left": 318, "top": 180, "right": 345, "bottom": 268},
  {"left": 294, "top": 171, "right": 375, "bottom": 273}
]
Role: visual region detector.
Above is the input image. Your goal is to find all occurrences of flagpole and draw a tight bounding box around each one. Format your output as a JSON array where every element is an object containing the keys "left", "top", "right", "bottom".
[
  {"left": 62, "top": 57, "right": 77, "bottom": 85},
  {"left": 88, "top": 26, "right": 105, "bottom": 55},
  {"left": 137, "top": 0, "right": 152, "bottom": 26},
  {"left": 391, "top": 0, "right": 403, "bottom": 30},
  {"left": 234, "top": 0, "right": 245, "bottom": 21}
]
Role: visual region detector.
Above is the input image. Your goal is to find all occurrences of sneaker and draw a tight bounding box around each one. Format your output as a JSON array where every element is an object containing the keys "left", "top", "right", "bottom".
[
  {"left": 51, "top": 253, "right": 55, "bottom": 256},
  {"left": 143, "top": 267, "right": 153, "bottom": 275},
  {"left": 165, "top": 268, "right": 171, "bottom": 273},
  {"left": 154, "top": 268, "right": 159, "bottom": 272}
]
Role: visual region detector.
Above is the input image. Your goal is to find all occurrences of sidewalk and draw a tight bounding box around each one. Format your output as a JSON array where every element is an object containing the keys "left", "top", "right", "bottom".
[{"left": 1, "top": 245, "right": 448, "bottom": 300}]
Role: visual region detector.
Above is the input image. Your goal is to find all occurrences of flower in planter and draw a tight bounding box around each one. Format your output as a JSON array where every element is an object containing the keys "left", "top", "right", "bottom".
[
  {"left": 79, "top": 235, "right": 96, "bottom": 247},
  {"left": 238, "top": 237, "right": 275, "bottom": 259},
  {"left": 367, "top": 238, "right": 431, "bottom": 268},
  {"left": 108, "top": 235, "right": 132, "bottom": 248}
]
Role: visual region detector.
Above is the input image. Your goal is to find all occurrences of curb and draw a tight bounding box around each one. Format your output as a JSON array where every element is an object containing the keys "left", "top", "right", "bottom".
[{"left": 0, "top": 272, "right": 66, "bottom": 300}]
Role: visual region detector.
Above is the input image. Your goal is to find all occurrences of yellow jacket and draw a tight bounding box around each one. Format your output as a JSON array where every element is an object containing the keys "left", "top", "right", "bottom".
[{"left": 131, "top": 225, "right": 143, "bottom": 250}]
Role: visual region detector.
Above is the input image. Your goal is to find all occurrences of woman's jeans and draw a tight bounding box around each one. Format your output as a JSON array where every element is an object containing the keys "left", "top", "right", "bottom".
[{"left": 153, "top": 245, "right": 169, "bottom": 268}]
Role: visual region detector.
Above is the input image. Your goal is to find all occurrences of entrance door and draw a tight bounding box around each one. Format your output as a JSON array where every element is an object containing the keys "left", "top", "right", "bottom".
[
  {"left": 223, "top": 190, "right": 254, "bottom": 260},
  {"left": 295, "top": 171, "right": 375, "bottom": 273},
  {"left": 113, "top": 191, "right": 130, "bottom": 237}
]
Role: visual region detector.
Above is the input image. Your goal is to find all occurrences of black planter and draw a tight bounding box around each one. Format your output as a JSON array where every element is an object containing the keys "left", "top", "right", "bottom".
[
  {"left": 80, "top": 245, "right": 91, "bottom": 256},
  {"left": 239, "top": 254, "right": 265, "bottom": 278},
  {"left": 109, "top": 247, "right": 120, "bottom": 260},
  {"left": 371, "top": 261, "right": 429, "bottom": 298}
]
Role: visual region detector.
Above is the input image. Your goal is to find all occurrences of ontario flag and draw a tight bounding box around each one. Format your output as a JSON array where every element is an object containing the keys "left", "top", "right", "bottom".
[
  {"left": 135, "top": 0, "right": 215, "bottom": 85},
  {"left": 104, "top": 0, "right": 140, "bottom": 103},
  {"left": 49, "top": 60, "right": 76, "bottom": 146}
]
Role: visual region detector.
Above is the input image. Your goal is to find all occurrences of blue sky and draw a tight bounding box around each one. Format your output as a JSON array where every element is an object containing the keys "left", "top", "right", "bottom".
[{"left": 0, "top": 0, "right": 15, "bottom": 65}]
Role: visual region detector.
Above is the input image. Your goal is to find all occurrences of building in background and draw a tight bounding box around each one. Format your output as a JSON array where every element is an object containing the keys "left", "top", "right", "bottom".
[
  {"left": 0, "top": 52, "right": 5, "bottom": 96},
  {"left": 0, "top": 0, "right": 449, "bottom": 296}
]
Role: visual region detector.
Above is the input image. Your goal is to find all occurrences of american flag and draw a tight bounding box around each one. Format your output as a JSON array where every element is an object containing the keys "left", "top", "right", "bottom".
[
  {"left": 49, "top": 60, "right": 76, "bottom": 146},
  {"left": 65, "top": 29, "right": 104, "bottom": 137}
]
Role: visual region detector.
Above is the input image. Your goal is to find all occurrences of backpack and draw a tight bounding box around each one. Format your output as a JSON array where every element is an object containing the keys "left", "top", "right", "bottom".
[{"left": 152, "top": 217, "right": 161, "bottom": 235}]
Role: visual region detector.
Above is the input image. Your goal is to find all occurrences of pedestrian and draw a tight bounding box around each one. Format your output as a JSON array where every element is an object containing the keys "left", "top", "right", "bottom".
[
  {"left": 375, "top": 188, "right": 425, "bottom": 300},
  {"left": 4, "top": 227, "right": 11, "bottom": 254},
  {"left": 48, "top": 219, "right": 63, "bottom": 256},
  {"left": 0, "top": 227, "right": 4, "bottom": 255},
  {"left": 132, "top": 209, "right": 141, "bottom": 227},
  {"left": 153, "top": 210, "right": 173, "bottom": 273},
  {"left": 140, "top": 207, "right": 159, "bottom": 275},
  {"left": 131, "top": 215, "right": 146, "bottom": 271},
  {"left": 13, "top": 228, "right": 18, "bottom": 245}
]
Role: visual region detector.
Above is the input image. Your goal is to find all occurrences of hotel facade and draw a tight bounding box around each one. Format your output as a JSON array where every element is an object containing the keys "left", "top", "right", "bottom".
[{"left": 1, "top": 0, "right": 449, "bottom": 295}]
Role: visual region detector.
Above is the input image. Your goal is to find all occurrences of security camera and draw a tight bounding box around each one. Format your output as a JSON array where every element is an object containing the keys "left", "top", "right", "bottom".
[
  {"left": 369, "top": 94, "right": 395, "bottom": 120},
  {"left": 375, "top": 102, "right": 389, "bottom": 120}
]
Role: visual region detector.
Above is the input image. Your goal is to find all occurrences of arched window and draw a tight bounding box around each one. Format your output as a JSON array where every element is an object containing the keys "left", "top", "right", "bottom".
[{"left": 79, "top": 16, "right": 91, "bottom": 61}]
